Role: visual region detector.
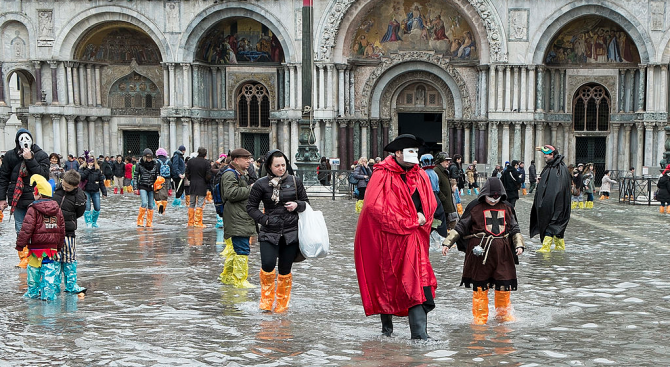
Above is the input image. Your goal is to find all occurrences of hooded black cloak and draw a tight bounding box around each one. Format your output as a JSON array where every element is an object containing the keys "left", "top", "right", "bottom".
[{"left": 529, "top": 154, "right": 571, "bottom": 241}]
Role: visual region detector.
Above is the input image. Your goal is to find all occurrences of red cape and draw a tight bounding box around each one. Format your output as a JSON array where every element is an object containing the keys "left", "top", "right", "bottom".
[{"left": 354, "top": 156, "right": 438, "bottom": 317}]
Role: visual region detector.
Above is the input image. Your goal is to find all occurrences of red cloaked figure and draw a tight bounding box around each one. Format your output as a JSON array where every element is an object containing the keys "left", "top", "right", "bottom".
[{"left": 354, "top": 148, "right": 437, "bottom": 339}]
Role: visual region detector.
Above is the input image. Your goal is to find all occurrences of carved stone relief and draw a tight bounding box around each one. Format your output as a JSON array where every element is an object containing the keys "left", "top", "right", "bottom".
[
  {"left": 165, "top": 2, "right": 181, "bottom": 33},
  {"left": 37, "top": 10, "right": 54, "bottom": 47},
  {"left": 3, "top": 22, "right": 30, "bottom": 60},
  {"left": 101, "top": 61, "right": 164, "bottom": 109},
  {"left": 651, "top": 0, "right": 666, "bottom": 31},
  {"left": 508, "top": 8, "right": 528, "bottom": 42}
]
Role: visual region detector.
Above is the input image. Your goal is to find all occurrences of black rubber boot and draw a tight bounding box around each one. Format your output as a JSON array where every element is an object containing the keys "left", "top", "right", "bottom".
[
  {"left": 380, "top": 314, "right": 393, "bottom": 337},
  {"left": 408, "top": 305, "right": 428, "bottom": 340}
]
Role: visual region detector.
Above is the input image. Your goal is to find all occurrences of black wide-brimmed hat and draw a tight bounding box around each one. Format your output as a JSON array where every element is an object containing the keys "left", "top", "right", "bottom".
[{"left": 384, "top": 134, "right": 421, "bottom": 152}]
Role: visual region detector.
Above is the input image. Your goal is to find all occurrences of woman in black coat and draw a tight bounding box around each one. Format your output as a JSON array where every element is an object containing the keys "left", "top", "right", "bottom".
[
  {"left": 501, "top": 160, "right": 521, "bottom": 208},
  {"left": 246, "top": 149, "right": 309, "bottom": 313},
  {"left": 185, "top": 147, "right": 212, "bottom": 227},
  {"left": 657, "top": 170, "right": 670, "bottom": 212},
  {"left": 79, "top": 155, "right": 107, "bottom": 228}
]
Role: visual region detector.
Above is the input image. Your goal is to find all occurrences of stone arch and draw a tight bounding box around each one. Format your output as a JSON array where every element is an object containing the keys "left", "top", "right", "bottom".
[
  {"left": 229, "top": 78, "right": 275, "bottom": 111},
  {"left": 0, "top": 13, "right": 37, "bottom": 60},
  {"left": 363, "top": 52, "right": 472, "bottom": 119},
  {"left": 108, "top": 71, "right": 163, "bottom": 115},
  {"left": 4, "top": 67, "right": 36, "bottom": 107},
  {"left": 565, "top": 74, "right": 617, "bottom": 114},
  {"left": 52, "top": 6, "right": 172, "bottom": 61},
  {"left": 316, "top": 0, "right": 507, "bottom": 63},
  {"left": 179, "top": 3, "right": 296, "bottom": 63},
  {"left": 528, "top": 2, "right": 653, "bottom": 65},
  {"left": 382, "top": 72, "right": 454, "bottom": 119}
]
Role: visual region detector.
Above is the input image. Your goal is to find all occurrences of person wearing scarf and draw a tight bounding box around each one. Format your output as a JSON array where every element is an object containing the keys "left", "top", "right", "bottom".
[
  {"left": 354, "top": 134, "right": 437, "bottom": 340},
  {"left": 0, "top": 128, "right": 50, "bottom": 268},
  {"left": 246, "top": 150, "right": 309, "bottom": 313}
]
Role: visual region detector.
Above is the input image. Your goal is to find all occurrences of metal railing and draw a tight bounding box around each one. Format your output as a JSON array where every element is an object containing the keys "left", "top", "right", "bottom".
[
  {"left": 293, "top": 170, "right": 354, "bottom": 200},
  {"left": 618, "top": 177, "right": 661, "bottom": 205}
]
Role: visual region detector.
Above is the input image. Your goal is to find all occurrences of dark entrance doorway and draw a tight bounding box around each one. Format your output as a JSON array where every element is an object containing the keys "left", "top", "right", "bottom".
[
  {"left": 242, "top": 133, "right": 270, "bottom": 160},
  {"left": 397, "top": 113, "right": 442, "bottom": 154},
  {"left": 575, "top": 137, "right": 606, "bottom": 185},
  {"left": 123, "top": 130, "right": 160, "bottom": 157}
]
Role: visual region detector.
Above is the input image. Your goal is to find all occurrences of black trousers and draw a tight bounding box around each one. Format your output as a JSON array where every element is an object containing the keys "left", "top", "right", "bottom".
[
  {"left": 173, "top": 178, "right": 186, "bottom": 198},
  {"left": 358, "top": 187, "right": 367, "bottom": 200},
  {"left": 260, "top": 237, "right": 300, "bottom": 275}
]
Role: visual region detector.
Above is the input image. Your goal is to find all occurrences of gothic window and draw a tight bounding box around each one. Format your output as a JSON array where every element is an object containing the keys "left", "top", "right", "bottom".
[
  {"left": 108, "top": 72, "right": 162, "bottom": 115},
  {"left": 237, "top": 83, "right": 270, "bottom": 128},
  {"left": 572, "top": 84, "right": 610, "bottom": 132}
]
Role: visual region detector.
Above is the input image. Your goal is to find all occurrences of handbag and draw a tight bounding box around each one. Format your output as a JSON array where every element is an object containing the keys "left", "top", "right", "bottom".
[{"left": 297, "top": 203, "right": 330, "bottom": 258}]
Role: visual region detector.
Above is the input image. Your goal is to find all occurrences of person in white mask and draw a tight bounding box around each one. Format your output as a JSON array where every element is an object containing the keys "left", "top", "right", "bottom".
[
  {"left": 353, "top": 134, "right": 438, "bottom": 340},
  {"left": 0, "top": 128, "right": 50, "bottom": 268}
]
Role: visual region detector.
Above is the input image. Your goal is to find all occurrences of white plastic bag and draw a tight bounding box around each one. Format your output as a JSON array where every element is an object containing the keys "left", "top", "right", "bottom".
[{"left": 297, "top": 203, "right": 330, "bottom": 258}]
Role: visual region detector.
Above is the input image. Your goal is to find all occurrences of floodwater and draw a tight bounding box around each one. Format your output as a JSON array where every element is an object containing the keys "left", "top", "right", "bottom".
[{"left": 0, "top": 192, "right": 669, "bottom": 366}]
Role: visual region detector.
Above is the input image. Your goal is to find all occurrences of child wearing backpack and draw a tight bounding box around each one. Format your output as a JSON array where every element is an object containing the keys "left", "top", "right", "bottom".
[{"left": 154, "top": 148, "right": 171, "bottom": 214}]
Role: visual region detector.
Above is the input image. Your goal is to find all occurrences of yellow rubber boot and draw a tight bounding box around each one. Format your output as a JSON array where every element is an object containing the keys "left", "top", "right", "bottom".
[
  {"left": 553, "top": 236, "right": 565, "bottom": 251},
  {"left": 571, "top": 201, "right": 578, "bottom": 209},
  {"left": 586, "top": 201, "right": 593, "bottom": 209},
  {"left": 275, "top": 273, "right": 293, "bottom": 313},
  {"left": 578, "top": 201, "right": 584, "bottom": 209},
  {"left": 187, "top": 208, "right": 195, "bottom": 227},
  {"left": 494, "top": 290, "right": 515, "bottom": 322},
  {"left": 232, "top": 255, "right": 255, "bottom": 289},
  {"left": 219, "top": 252, "right": 235, "bottom": 284},
  {"left": 536, "top": 236, "right": 553, "bottom": 253},
  {"left": 355, "top": 200, "right": 364, "bottom": 213},
  {"left": 16, "top": 246, "right": 29, "bottom": 269},
  {"left": 194, "top": 208, "right": 207, "bottom": 228},
  {"left": 220, "top": 238, "right": 234, "bottom": 258},
  {"left": 136, "top": 207, "right": 146, "bottom": 227},
  {"left": 472, "top": 289, "right": 489, "bottom": 325},
  {"left": 259, "top": 269, "right": 277, "bottom": 312}
]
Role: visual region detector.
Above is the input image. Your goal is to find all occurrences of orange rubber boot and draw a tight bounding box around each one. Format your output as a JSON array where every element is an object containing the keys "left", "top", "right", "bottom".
[
  {"left": 185, "top": 195, "right": 191, "bottom": 207},
  {"left": 206, "top": 191, "right": 213, "bottom": 203},
  {"left": 146, "top": 209, "right": 154, "bottom": 228},
  {"left": 472, "top": 289, "right": 489, "bottom": 325},
  {"left": 136, "top": 207, "right": 146, "bottom": 227},
  {"left": 661, "top": 206, "right": 665, "bottom": 214},
  {"left": 522, "top": 188, "right": 527, "bottom": 196},
  {"left": 194, "top": 208, "right": 207, "bottom": 228},
  {"left": 259, "top": 269, "right": 277, "bottom": 312},
  {"left": 494, "top": 290, "right": 515, "bottom": 322},
  {"left": 187, "top": 208, "right": 195, "bottom": 227},
  {"left": 16, "top": 246, "right": 29, "bottom": 269},
  {"left": 274, "top": 273, "right": 293, "bottom": 313}
]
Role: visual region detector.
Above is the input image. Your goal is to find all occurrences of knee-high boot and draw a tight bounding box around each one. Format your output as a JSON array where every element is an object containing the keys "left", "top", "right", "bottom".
[
  {"left": 187, "top": 208, "right": 195, "bottom": 227},
  {"left": 40, "top": 262, "right": 60, "bottom": 302},
  {"left": 136, "top": 207, "right": 146, "bottom": 227},
  {"left": 146, "top": 209, "right": 154, "bottom": 228},
  {"left": 194, "top": 207, "right": 207, "bottom": 228},
  {"left": 494, "top": 290, "right": 515, "bottom": 322},
  {"left": 63, "top": 261, "right": 87, "bottom": 294},
  {"left": 232, "top": 255, "right": 255, "bottom": 289},
  {"left": 536, "top": 236, "right": 553, "bottom": 253},
  {"left": 472, "top": 289, "right": 489, "bottom": 325},
  {"left": 24, "top": 265, "right": 41, "bottom": 299},
  {"left": 274, "top": 273, "right": 292, "bottom": 313},
  {"left": 91, "top": 210, "right": 100, "bottom": 228},
  {"left": 259, "top": 269, "right": 276, "bottom": 311},
  {"left": 380, "top": 314, "right": 393, "bottom": 337},
  {"left": 408, "top": 304, "right": 429, "bottom": 340},
  {"left": 218, "top": 251, "right": 235, "bottom": 285},
  {"left": 553, "top": 236, "right": 565, "bottom": 251}
]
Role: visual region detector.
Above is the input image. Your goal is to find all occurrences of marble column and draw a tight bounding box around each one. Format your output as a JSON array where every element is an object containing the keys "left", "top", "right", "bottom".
[
  {"left": 168, "top": 63, "right": 176, "bottom": 107},
  {"left": 349, "top": 67, "right": 355, "bottom": 116},
  {"left": 66, "top": 115, "right": 76, "bottom": 157},
  {"left": 658, "top": 122, "right": 667, "bottom": 166},
  {"left": 347, "top": 121, "right": 355, "bottom": 165},
  {"left": 637, "top": 66, "right": 646, "bottom": 112},
  {"left": 559, "top": 69, "right": 566, "bottom": 112},
  {"left": 181, "top": 118, "right": 191, "bottom": 153},
  {"left": 210, "top": 67, "right": 218, "bottom": 109},
  {"left": 501, "top": 122, "right": 510, "bottom": 164},
  {"left": 217, "top": 120, "right": 224, "bottom": 155},
  {"left": 535, "top": 122, "right": 545, "bottom": 172},
  {"left": 626, "top": 70, "right": 634, "bottom": 112},
  {"left": 0, "top": 65, "right": 5, "bottom": 106},
  {"left": 660, "top": 65, "right": 668, "bottom": 113},
  {"left": 536, "top": 66, "right": 545, "bottom": 112},
  {"left": 72, "top": 63, "right": 80, "bottom": 106},
  {"left": 290, "top": 120, "right": 299, "bottom": 166},
  {"left": 86, "top": 64, "right": 94, "bottom": 106},
  {"left": 496, "top": 66, "right": 504, "bottom": 112},
  {"left": 623, "top": 124, "right": 632, "bottom": 170},
  {"left": 283, "top": 65, "right": 290, "bottom": 109},
  {"left": 270, "top": 119, "right": 279, "bottom": 150},
  {"left": 76, "top": 116, "right": 85, "bottom": 154},
  {"left": 344, "top": 68, "right": 350, "bottom": 115},
  {"left": 512, "top": 67, "right": 520, "bottom": 112},
  {"left": 95, "top": 65, "right": 102, "bottom": 106},
  {"left": 549, "top": 69, "right": 556, "bottom": 112},
  {"left": 512, "top": 122, "right": 522, "bottom": 160},
  {"left": 318, "top": 65, "right": 325, "bottom": 109},
  {"left": 504, "top": 66, "right": 511, "bottom": 111},
  {"left": 360, "top": 120, "right": 369, "bottom": 159},
  {"left": 281, "top": 120, "right": 289, "bottom": 154},
  {"left": 50, "top": 115, "right": 61, "bottom": 154},
  {"left": 527, "top": 66, "right": 536, "bottom": 112},
  {"left": 33, "top": 61, "right": 43, "bottom": 104},
  {"left": 289, "top": 65, "right": 296, "bottom": 109},
  {"left": 370, "top": 120, "right": 379, "bottom": 159},
  {"left": 520, "top": 66, "right": 527, "bottom": 112},
  {"left": 87, "top": 117, "right": 96, "bottom": 151},
  {"left": 33, "top": 114, "right": 43, "bottom": 145},
  {"left": 480, "top": 66, "right": 488, "bottom": 115},
  {"left": 619, "top": 69, "right": 626, "bottom": 113},
  {"left": 325, "top": 119, "right": 334, "bottom": 158},
  {"left": 192, "top": 118, "right": 201, "bottom": 150},
  {"left": 489, "top": 121, "right": 499, "bottom": 165},
  {"left": 48, "top": 61, "right": 59, "bottom": 105},
  {"left": 337, "top": 65, "right": 346, "bottom": 116},
  {"left": 169, "top": 117, "right": 177, "bottom": 153},
  {"left": 455, "top": 122, "right": 464, "bottom": 156},
  {"left": 488, "top": 64, "right": 496, "bottom": 112},
  {"left": 327, "top": 65, "right": 334, "bottom": 110},
  {"left": 162, "top": 64, "right": 169, "bottom": 107},
  {"left": 102, "top": 116, "right": 111, "bottom": 156},
  {"left": 523, "top": 121, "right": 534, "bottom": 169},
  {"left": 644, "top": 122, "right": 655, "bottom": 167},
  {"left": 562, "top": 122, "right": 571, "bottom": 164},
  {"left": 338, "top": 120, "right": 347, "bottom": 166},
  {"left": 381, "top": 120, "right": 390, "bottom": 155},
  {"left": 78, "top": 64, "right": 87, "bottom": 106},
  {"left": 65, "top": 63, "right": 74, "bottom": 105},
  {"left": 611, "top": 123, "right": 620, "bottom": 171},
  {"left": 635, "top": 122, "right": 644, "bottom": 172},
  {"left": 550, "top": 123, "right": 558, "bottom": 146},
  {"left": 464, "top": 122, "right": 472, "bottom": 162}
]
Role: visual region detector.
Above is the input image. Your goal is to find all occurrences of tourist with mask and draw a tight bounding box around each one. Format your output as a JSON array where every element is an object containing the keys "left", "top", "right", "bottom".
[
  {"left": 79, "top": 151, "right": 107, "bottom": 228},
  {"left": 354, "top": 134, "right": 438, "bottom": 340},
  {"left": 134, "top": 148, "right": 160, "bottom": 227},
  {"left": 246, "top": 149, "right": 309, "bottom": 312},
  {"left": 530, "top": 145, "right": 571, "bottom": 253},
  {"left": 441, "top": 177, "right": 525, "bottom": 324}
]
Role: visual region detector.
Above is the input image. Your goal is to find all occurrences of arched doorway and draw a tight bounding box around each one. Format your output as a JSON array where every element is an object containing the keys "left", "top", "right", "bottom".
[
  {"left": 573, "top": 83, "right": 610, "bottom": 185},
  {"left": 237, "top": 82, "right": 271, "bottom": 159},
  {"left": 6, "top": 70, "right": 34, "bottom": 108},
  {"left": 395, "top": 82, "right": 448, "bottom": 155}
]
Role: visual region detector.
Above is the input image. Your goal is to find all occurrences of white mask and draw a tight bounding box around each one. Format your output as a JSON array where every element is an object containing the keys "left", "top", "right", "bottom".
[
  {"left": 402, "top": 148, "right": 420, "bottom": 164},
  {"left": 18, "top": 133, "right": 33, "bottom": 150},
  {"left": 485, "top": 195, "right": 501, "bottom": 205}
]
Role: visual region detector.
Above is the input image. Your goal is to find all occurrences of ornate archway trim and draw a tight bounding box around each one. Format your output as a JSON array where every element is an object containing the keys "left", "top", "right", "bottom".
[
  {"left": 527, "top": 2, "right": 654, "bottom": 64},
  {"left": 228, "top": 77, "right": 276, "bottom": 111},
  {"left": 52, "top": 6, "right": 172, "bottom": 61},
  {"left": 178, "top": 2, "right": 296, "bottom": 63},
  {"left": 0, "top": 13, "right": 38, "bottom": 60},
  {"left": 381, "top": 72, "right": 454, "bottom": 119},
  {"left": 315, "top": 0, "right": 506, "bottom": 63},
  {"left": 363, "top": 52, "right": 472, "bottom": 119}
]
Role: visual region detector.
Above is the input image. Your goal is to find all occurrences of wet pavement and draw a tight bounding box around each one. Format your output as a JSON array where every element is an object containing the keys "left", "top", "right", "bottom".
[{"left": 0, "top": 192, "right": 669, "bottom": 366}]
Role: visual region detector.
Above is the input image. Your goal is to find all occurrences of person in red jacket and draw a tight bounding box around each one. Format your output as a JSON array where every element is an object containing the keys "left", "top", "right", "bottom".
[
  {"left": 354, "top": 134, "right": 437, "bottom": 340},
  {"left": 16, "top": 174, "right": 66, "bottom": 301}
]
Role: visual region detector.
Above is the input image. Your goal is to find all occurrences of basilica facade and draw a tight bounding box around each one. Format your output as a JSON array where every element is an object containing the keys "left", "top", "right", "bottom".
[{"left": 1, "top": 0, "right": 669, "bottom": 183}]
